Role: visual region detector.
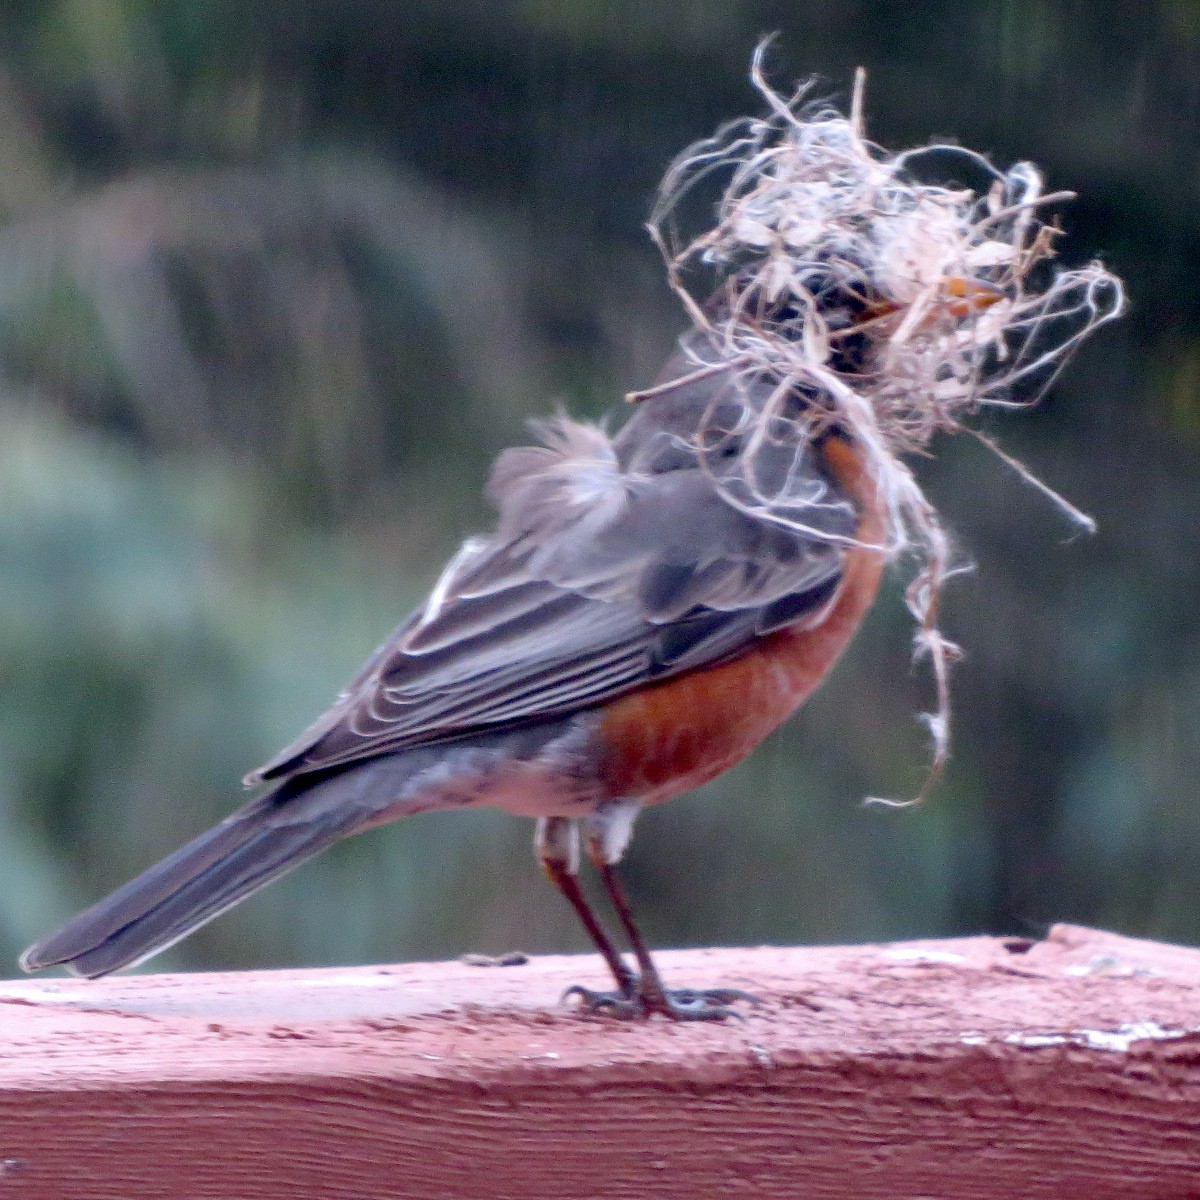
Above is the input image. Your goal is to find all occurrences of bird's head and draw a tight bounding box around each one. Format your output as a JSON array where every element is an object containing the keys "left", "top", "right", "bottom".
[{"left": 626, "top": 46, "right": 1124, "bottom": 802}]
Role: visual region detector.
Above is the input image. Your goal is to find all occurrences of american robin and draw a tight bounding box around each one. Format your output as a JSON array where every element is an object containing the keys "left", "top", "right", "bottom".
[
  {"left": 18, "top": 52, "right": 1124, "bottom": 1016},
  {"left": 17, "top": 270, "right": 940, "bottom": 1019}
]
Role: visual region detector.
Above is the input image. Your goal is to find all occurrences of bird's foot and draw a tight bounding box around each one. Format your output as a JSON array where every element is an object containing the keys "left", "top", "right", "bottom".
[{"left": 563, "top": 981, "right": 759, "bottom": 1021}]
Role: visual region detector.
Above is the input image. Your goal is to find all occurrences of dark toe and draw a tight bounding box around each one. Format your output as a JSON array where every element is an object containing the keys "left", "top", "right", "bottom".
[
  {"left": 562, "top": 984, "right": 643, "bottom": 1019},
  {"left": 563, "top": 980, "right": 760, "bottom": 1022},
  {"left": 644, "top": 987, "right": 761, "bottom": 1022}
]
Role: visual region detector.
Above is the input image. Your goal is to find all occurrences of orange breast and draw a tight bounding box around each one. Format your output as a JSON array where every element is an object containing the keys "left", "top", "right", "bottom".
[{"left": 597, "top": 436, "right": 887, "bottom": 804}]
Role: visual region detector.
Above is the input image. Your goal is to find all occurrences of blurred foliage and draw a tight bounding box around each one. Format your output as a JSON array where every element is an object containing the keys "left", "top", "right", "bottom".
[{"left": 2, "top": 0, "right": 1199, "bottom": 977}]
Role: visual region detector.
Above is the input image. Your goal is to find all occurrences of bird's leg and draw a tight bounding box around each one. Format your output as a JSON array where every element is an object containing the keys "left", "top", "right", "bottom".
[
  {"left": 571, "top": 802, "right": 757, "bottom": 1021},
  {"left": 591, "top": 852, "right": 757, "bottom": 1021},
  {"left": 534, "top": 817, "right": 638, "bottom": 1006}
]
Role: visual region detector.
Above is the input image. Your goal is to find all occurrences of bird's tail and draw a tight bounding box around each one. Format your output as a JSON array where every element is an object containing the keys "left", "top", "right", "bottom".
[{"left": 20, "top": 755, "right": 422, "bottom": 979}]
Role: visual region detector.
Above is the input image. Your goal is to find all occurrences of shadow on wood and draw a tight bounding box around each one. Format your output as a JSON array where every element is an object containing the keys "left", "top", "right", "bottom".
[{"left": 1, "top": 924, "right": 1199, "bottom": 1199}]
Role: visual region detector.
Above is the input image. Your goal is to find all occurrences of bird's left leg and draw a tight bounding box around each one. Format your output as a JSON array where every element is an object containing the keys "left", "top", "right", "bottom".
[
  {"left": 576, "top": 802, "right": 758, "bottom": 1021},
  {"left": 534, "top": 816, "right": 638, "bottom": 1009}
]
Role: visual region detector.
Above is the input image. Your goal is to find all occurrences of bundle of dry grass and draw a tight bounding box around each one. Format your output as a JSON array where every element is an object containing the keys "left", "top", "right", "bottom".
[{"left": 641, "top": 45, "right": 1125, "bottom": 799}]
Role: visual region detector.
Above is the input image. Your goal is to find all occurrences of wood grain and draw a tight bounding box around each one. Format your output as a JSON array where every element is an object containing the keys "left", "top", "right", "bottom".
[{"left": 2, "top": 925, "right": 1200, "bottom": 1199}]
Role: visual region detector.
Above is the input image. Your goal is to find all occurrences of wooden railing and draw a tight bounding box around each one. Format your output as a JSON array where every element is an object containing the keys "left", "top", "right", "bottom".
[{"left": 1, "top": 924, "right": 1198, "bottom": 1199}]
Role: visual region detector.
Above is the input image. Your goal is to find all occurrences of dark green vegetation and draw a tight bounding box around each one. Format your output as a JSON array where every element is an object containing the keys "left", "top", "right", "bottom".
[{"left": 3, "top": 2, "right": 1198, "bottom": 974}]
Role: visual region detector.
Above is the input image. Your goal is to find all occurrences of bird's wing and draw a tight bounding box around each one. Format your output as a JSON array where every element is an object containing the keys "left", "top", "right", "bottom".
[{"left": 247, "top": 385, "right": 860, "bottom": 786}]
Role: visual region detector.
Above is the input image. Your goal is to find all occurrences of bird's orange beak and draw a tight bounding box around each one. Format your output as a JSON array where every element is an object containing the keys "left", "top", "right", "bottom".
[
  {"left": 852, "top": 276, "right": 1006, "bottom": 330},
  {"left": 938, "top": 275, "right": 1006, "bottom": 318}
]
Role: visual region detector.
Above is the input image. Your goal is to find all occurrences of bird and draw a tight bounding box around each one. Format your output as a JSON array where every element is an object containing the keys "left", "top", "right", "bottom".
[
  {"left": 19, "top": 271, "right": 990, "bottom": 1020},
  {"left": 20, "top": 45, "right": 1125, "bottom": 1016}
]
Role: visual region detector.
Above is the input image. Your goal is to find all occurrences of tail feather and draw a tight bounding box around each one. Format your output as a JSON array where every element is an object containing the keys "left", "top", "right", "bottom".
[{"left": 20, "top": 757, "right": 416, "bottom": 979}]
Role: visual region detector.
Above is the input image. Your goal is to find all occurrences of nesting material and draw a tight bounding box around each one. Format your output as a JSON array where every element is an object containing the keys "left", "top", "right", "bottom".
[{"left": 642, "top": 47, "right": 1124, "bottom": 800}]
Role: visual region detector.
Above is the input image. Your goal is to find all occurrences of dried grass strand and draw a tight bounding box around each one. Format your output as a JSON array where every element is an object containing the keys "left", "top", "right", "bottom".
[{"left": 647, "top": 44, "right": 1125, "bottom": 802}]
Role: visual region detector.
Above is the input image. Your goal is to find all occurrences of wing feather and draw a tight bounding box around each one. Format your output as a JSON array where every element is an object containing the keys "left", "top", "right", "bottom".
[{"left": 248, "top": 363, "right": 860, "bottom": 786}]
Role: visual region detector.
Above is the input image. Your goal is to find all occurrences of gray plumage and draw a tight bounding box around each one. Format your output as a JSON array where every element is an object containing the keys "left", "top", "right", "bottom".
[
  {"left": 251, "top": 355, "right": 856, "bottom": 783},
  {"left": 21, "top": 346, "right": 860, "bottom": 979}
]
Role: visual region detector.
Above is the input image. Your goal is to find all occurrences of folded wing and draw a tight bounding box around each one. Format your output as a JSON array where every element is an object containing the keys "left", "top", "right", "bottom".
[{"left": 248, "top": 367, "right": 859, "bottom": 785}]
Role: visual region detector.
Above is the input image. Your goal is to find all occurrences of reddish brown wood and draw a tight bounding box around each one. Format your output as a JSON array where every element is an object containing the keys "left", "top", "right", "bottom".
[{"left": 2, "top": 924, "right": 1200, "bottom": 1199}]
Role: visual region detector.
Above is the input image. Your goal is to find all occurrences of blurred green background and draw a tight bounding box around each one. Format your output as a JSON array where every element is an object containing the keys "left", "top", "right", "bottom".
[{"left": 2, "top": 1, "right": 1198, "bottom": 977}]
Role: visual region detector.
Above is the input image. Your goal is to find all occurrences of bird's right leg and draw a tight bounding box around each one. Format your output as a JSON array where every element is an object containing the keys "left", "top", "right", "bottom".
[{"left": 534, "top": 816, "right": 638, "bottom": 1006}]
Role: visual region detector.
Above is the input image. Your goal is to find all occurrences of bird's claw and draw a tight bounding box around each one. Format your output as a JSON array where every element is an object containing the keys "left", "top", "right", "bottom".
[
  {"left": 661, "top": 986, "right": 760, "bottom": 1021},
  {"left": 562, "top": 983, "right": 643, "bottom": 1019},
  {"left": 563, "top": 982, "right": 759, "bottom": 1022}
]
